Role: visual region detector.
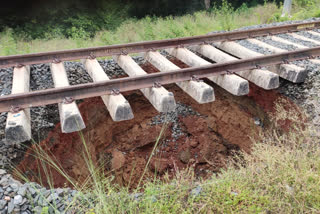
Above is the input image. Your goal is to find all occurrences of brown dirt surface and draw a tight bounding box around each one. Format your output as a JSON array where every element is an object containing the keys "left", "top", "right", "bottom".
[{"left": 16, "top": 61, "right": 298, "bottom": 189}]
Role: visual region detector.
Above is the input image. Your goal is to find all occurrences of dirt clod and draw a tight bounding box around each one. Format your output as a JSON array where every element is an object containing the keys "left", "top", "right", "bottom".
[
  {"left": 149, "top": 158, "right": 169, "bottom": 174},
  {"left": 179, "top": 149, "right": 191, "bottom": 164},
  {"left": 189, "top": 140, "right": 199, "bottom": 148},
  {"left": 111, "top": 150, "right": 126, "bottom": 170}
]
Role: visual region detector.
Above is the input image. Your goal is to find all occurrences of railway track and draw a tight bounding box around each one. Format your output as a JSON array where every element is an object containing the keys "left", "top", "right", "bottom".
[{"left": 1, "top": 20, "right": 320, "bottom": 143}]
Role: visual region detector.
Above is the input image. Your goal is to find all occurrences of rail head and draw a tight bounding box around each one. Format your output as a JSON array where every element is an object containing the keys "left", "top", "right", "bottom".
[{"left": 0, "top": 20, "right": 320, "bottom": 68}]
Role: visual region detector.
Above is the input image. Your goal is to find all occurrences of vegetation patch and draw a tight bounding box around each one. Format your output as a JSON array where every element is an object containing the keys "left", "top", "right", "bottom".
[{"left": 1, "top": 0, "right": 320, "bottom": 55}]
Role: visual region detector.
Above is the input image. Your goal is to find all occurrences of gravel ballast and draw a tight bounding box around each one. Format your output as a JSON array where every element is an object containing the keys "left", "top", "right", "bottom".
[
  {"left": 0, "top": 169, "right": 80, "bottom": 214},
  {"left": 296, "top": 31, "right": 320, "bottom": 42},
  {"left": 236, "top": 39, "right": 273, "bottom": 54},
  {"left": 256, "top": 36, "right": 298, "bottom": 51},
  {"left": 276, "top": 33, "right": 316, "bottom": 47}
]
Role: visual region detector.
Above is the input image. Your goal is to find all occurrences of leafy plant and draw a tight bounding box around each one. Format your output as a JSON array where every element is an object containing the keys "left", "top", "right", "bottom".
[{"left": 213, "top": 0, "right": 236, "bottom": 31}]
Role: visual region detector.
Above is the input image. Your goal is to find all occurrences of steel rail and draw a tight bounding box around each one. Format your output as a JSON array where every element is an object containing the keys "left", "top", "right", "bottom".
[
  {"left": 0, "top": 21, "right": 320, "bottom": 68},
  {"left": 0, "top": 46, "right": 319, "bottom": 112}
]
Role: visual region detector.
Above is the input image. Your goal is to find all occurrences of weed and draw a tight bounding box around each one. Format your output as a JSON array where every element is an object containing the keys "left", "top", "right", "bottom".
[{"left": 214, "top": 0, "right": 236, "bottom": 31}]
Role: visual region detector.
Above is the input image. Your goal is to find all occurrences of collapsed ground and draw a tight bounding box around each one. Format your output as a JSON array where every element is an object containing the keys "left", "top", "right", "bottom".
[
  {"left": 1, "top": 39, "right": 319, "bottom": 190},
  {"left": 12, "top": 58, "right": 301, "bottom": 189}
]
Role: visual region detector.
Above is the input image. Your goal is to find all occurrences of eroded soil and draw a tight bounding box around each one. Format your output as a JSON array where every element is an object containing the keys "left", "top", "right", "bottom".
[{"left": 16, "top": 61, "right": 296, "bottom": 189}]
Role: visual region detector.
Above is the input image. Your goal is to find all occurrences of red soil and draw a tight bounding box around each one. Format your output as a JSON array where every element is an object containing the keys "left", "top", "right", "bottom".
[{"left": 16, "top": 62, "right": 298, "bottom": 189}]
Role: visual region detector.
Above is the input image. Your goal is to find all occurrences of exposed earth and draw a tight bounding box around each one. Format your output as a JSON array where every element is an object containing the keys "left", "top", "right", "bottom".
[{"left": 16, "top": 60, "right": 294, "bottom": 189}]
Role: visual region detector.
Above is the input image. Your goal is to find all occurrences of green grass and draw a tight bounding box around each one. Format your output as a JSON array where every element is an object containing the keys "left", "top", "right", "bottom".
[{"left": 1, "top": 1, "right": 320, "bottom": 56}]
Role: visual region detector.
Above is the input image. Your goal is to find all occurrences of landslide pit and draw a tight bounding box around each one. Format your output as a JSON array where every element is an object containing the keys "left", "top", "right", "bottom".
[{"left": 16, "top": 60, "right": 297, "bottom": 189}]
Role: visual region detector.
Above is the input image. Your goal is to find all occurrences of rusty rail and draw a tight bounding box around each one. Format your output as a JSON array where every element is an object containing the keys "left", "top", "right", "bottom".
[
  {"left": 0, "top": 46, "right": 319, "bottom": 112},
  {"left": 0, "top": 21, "right": 320, "bottom": 68}
]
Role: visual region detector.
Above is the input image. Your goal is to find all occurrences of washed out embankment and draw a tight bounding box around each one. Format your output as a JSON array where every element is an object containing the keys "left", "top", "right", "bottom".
[{"left": 16, "top": 61, "right": 297, "bottom": 189}]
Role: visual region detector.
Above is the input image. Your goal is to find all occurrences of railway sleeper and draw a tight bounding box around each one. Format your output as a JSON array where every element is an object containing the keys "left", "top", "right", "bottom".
[
  {"left": 165, "top": 47, "right": 249, "bottom": 96},
  {"left": 190, "top": 44, "right": 279, "bottom": 90},
  {"left": 113, "top": 55, "right": 176, "bottom": 113},
  {"left": 82, "top": 58, "right": 134, "bottom": 121},
  {"left": 247, "top": 38, "right": 320, "bottom": 67},
  {"left": 215, "top": 41, "right": 308, "bottom": 83},
  {"left": 289, "top": 33, "right": 320, "bottom": 46},
  {"left": 143, "top": 51, "right": 215, "bottom": 104},
  {"left": 308, "top": 30, "right": 320, "bottom": 38},
  {"left": 270, "top": 35, "right": 320, "bottom": 65},
  {"left": 50, "top": 62, "right": 86, "bottom": 133},
  {"left": 5, "top": 66, "right": 32, "bottom": 143}
]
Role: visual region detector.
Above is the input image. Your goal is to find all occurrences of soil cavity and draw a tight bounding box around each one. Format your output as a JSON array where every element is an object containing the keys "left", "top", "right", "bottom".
[{"left": 17, "top": 68, "right": 287, "bottom": 189}]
